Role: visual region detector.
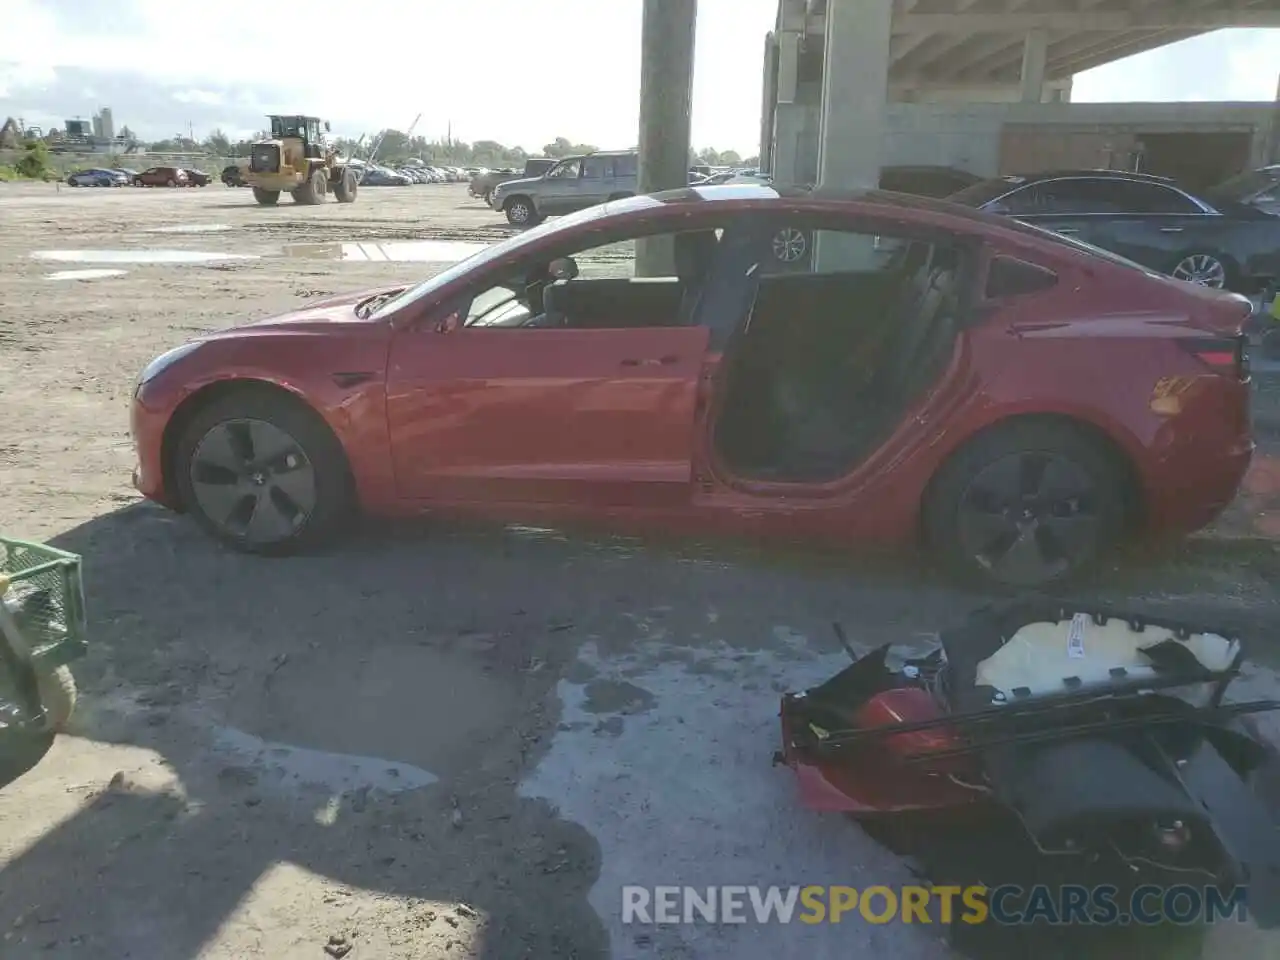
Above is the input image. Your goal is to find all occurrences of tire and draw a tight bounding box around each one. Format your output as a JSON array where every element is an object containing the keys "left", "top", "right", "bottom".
[
  {"left": 504, "top": 195, "right": 538, "bottom": 226},
  {"left": 922, "top": 419, "right": 1129, "bottom": 589},
  {"left": 173, "top": 388, "right": 353, "bottom": 555},
  {"left": 333, "top": 168, "right": 357, "bottom": 203},
  {"left": 133, "top": 178, "right": 143, "bottom": 187},
  {"left": 483, "top": 189, "right": 493, "bottom": 205},
  {"left": 294, "top": 168, "right": 328, "bottom": 205},
  {"left": 253, "top": 187, "right": 280, "bottom": 206},
  {"left": 36, "top": 665, "right": 77, "bottom": 733},
  {"left": 1170, "top": 251, "right": 1231, "bottom": 290},
  {"left": 166, "top": 178, "right": 176, "bottom": 187}
]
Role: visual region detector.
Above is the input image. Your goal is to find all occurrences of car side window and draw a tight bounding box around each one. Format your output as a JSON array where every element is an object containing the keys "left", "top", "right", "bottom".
[
  {"left": 548, "top": 160, "right": 582, "bottom": 179},
  {"left": 583, "top": 157, "right": 609, "bottom": 179},
  {"left": 986, "top": 257, "right": 1058, "bottom": 298},
  {"left": 612, "top": 154, "right": 638, "bottom": 177},
  {"left": 1111, "top": 182, "right": 1203, "bottom": 214},
  {"left": 990, "top": 183, "right": 1048, "bottom": 215}
]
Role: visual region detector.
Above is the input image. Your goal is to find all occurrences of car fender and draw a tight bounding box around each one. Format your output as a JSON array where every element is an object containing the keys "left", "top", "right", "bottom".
[{"left": 152, "top": 337, "right": 397, "bottom": 510}]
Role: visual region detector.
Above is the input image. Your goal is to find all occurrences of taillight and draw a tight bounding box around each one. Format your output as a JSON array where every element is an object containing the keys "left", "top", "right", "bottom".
[{"left": 1180, "top": 335, "right": 1248, "bottom": 380}]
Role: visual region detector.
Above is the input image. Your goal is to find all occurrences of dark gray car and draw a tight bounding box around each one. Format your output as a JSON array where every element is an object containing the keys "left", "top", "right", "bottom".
[{"left": 490, "top": 151, "right": 639, "bottom": 226}]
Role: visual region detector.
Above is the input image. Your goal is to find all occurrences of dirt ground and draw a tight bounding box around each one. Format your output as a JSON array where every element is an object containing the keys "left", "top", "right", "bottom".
[{"left": 1, "top": 180, "right": 1279, "bottom": 960}]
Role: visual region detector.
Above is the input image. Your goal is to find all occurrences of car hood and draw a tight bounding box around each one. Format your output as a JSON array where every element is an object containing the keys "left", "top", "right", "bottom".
[
  {"left": 496, "top": 175, "right": 542, "bottom": 192},
  {"left": 203, "top": 286, "right": 408, "bottom": 337}
]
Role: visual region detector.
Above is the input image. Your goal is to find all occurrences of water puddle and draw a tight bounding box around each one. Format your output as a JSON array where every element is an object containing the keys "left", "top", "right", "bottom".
[
  {"left": 45, "top": 268, "right": 128, "bottom": 281},
  {"left": 212, "top": 722, "right": 438, "bottom": 795},
  {"left": 146, "top": 223, "right": 234, "bottom": 234},
  {"left": 283, "top": 240, "right": 488, "bottom": 263},
  {"left": 32, "top": 249, "right": 260, "bottom": 264}
]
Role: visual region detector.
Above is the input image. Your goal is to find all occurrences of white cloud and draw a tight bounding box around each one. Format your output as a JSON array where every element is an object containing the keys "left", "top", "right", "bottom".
[{"left": 172, "top": 89, "right": 225, "bottom": 107}]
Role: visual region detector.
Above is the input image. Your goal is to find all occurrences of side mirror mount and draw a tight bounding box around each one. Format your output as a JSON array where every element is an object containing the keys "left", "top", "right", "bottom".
[
  {"left": 325, "top": 121, "right": 331, "bottom": 132},
  {"left": 434, "top": 312, "right": 461, "bottom": 334}
]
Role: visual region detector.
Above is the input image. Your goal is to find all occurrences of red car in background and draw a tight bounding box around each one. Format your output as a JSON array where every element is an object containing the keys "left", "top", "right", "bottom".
[
  {"left": 132, "top": 166, "right": 188, "bottom": 187},
  {"left": 129, "top": 185, "right": 1253, "bottom": 588}
]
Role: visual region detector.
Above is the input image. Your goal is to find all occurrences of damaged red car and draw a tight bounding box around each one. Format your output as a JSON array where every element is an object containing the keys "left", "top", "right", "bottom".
[{"left": 130, "top": 184, "right": 1253, "bottom": 588}]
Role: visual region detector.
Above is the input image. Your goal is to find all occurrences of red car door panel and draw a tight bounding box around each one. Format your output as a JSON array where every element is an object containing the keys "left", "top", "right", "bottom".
[{"left": 386, "top": 326, "right": 710, "bottom": 505}]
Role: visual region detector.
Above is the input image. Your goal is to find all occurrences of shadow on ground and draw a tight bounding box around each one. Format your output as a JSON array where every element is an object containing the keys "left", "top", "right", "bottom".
[{"left": 1, "top": 503, "right": 1277, "bottom": 957}]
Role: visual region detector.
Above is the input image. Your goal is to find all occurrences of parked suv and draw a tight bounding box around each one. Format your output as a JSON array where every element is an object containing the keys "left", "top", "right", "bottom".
[{"left": 491, "top": 150, "right": 638, "bottom": 226}]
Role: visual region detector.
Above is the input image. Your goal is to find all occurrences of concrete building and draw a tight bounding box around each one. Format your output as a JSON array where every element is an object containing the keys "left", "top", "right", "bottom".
[
  {"left": 91, "top": 107, "right": 115, "bottom": 141},
  {"left": 761, "top": 0, "right": 1280, "bottom": 191}
]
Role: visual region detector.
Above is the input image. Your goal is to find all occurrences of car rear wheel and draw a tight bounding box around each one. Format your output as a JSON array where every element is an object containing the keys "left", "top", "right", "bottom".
[
  {"left": 175, "top": 390, "right": 352, "bottom": 554},
  {"left": 1171, "top": 252, "right": 1229, "bottom": 289},
  {"left": 166, "top": 178, "right": 176, "bottom": 187},
  {"left": 923, "top": 420, "right": 1128, "bottom": 589},
  {"left": 504, "top": 196, "right": 538, "bottom": 226}
]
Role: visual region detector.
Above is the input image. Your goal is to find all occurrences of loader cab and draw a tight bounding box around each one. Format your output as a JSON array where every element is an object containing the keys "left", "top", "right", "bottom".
[{"left": 268, "top": 114, "right": 329, "bottom": 161}]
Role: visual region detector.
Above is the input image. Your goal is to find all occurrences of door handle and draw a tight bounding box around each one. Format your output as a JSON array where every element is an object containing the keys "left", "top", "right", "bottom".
[
  {"left": 621, "top": 355, "right": 679, "bottom": 367},
  {"left": 1160, "top": 226, "right": 1185, "bottom": 233}
]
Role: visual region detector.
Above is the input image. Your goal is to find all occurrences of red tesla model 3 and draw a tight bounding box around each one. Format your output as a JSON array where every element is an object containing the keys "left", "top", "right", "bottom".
[{"left": 130, "top": 184, "right": 1253, "bottom": 588}]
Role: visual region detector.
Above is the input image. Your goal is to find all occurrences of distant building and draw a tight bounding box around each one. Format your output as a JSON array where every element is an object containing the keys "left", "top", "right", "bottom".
[
  {"left": 92, "top": 107, "right": 115, "bottom": 141},
  {"left": 0, "top": 117, "right": 20, "bottom": 149}
]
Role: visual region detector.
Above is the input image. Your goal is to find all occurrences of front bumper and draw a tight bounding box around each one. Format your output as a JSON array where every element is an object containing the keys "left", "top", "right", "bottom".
[{"left": 130, "top": 386, "right": 180, "bottom": 510}]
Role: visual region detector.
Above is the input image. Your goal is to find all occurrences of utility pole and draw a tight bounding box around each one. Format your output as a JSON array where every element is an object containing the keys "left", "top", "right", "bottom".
[{"left": 636, "top": 0, "right": 697, "bottom": 276}]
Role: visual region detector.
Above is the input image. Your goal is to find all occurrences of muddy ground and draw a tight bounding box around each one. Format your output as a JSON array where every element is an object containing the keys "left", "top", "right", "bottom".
[{"left": 0, "top": 180, "right": 1279, "bottom": 959}]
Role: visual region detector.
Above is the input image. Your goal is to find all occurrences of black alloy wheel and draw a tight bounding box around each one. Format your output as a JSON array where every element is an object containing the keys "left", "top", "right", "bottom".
[
  {"left": 188, "top": 418, "right": 317, "bottom": 547},
  {"left": 955, "top": 451, "right": 1101, "bottom": 587}
]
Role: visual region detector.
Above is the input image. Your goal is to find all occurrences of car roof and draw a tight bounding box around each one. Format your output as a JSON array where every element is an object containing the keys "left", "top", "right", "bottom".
[{"left": 994, "top": 168, "right": 1176, "bottom": 184}]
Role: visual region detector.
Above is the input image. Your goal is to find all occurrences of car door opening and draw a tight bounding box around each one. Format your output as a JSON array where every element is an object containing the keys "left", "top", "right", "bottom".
[{"left": 712, "top": 232, "right": 968, "bottom": 484}]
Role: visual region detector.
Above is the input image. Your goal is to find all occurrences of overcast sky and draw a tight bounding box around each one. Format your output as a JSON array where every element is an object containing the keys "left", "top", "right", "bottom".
[{"left": 1, "top": 0, "right": 1277, "bottom": 154}]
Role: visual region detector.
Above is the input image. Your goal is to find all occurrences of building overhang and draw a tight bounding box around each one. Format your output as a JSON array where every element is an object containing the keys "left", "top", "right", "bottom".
[{"left": 778, "top": 0, "right": 1279, "bottom": 85}]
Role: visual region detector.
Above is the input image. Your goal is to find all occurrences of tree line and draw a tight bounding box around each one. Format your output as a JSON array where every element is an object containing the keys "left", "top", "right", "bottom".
[{"left": 144, "top": 129, "right": 756, "bottom": 168}]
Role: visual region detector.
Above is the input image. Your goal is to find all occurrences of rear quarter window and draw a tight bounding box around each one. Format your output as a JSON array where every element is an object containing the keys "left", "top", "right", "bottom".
[{"left": 986, "top": 257, "right": 1058, "bottom": 298}]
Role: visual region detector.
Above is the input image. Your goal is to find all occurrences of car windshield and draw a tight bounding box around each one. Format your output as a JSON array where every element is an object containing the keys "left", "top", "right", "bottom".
[
  {"left": 369, "top": 195, "right": 663, "bottom": 320},
  {"left": 947, "top": 176, "right": 1026, "bottom": 208},
  {"left": 1208, "top": 168, "right": 1280, "bottom": 201}
]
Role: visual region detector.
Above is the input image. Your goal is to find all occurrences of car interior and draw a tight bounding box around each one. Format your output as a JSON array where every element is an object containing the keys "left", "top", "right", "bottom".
[
  {"left": 712, "top": 234, "right": 968, "bottom": 483},
  {"left": 463, "top": 229, "right": 724, "bottom": 330}
]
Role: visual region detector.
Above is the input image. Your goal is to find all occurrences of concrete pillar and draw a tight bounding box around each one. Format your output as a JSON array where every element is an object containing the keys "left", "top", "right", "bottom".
[
  {"left": 770, "top": 29, "right": 802, "bottom": 181},
  {"left": 1020, "top": 28, "right": 1048, "bottom": 103},
  {"left": 815, "top": 0, "right": 893, "bottom": 271},
  {"left": 815, "top": 0, "right": 892, "bottom": 190},
  {"left": 636, "top": 0, "right": 697, "bottom": 277},
  {"left": 1270, "top": 70, "right": 1280, "bottom": 163},
  {"left": 760, "top": 33, "right": 779, "bottom": 172}
]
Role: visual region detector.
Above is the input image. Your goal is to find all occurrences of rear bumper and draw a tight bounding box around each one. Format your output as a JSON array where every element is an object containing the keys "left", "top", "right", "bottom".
[{"left": 1140, "top": 379, "right": 1254, "bottom": 535}]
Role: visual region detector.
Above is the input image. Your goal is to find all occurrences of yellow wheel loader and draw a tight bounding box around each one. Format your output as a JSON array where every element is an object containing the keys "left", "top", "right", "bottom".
[{"left": 244, "top": 115, "right": 358, "bottom": 206}]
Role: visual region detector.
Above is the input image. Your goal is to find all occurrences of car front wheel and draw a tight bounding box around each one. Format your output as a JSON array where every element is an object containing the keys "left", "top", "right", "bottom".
[
  {"left": 504, "top": 196, "right": 539, "bottom": 226},
  {"left": 923, "top": 420, "right": 1128, "bottom": 589},
  {"left": 174, "top": 389, "right": 352, "bottom": 554}
]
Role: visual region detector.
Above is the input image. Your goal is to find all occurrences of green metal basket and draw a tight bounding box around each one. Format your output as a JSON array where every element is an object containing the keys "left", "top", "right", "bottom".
[{"left": 0, "top": 537, "right": 87, "bottom": 670}]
